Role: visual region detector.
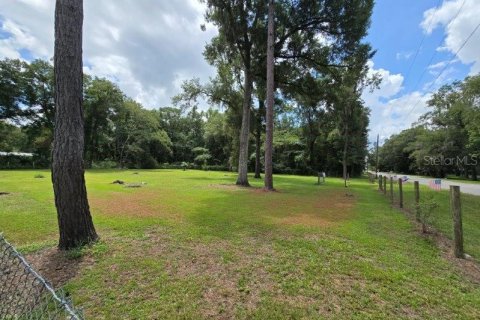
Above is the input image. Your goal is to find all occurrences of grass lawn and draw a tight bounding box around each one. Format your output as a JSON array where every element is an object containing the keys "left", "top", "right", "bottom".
[
  {"left": 1, "top": 169, "right": 480, "bottom": 319},
  {"left": 444, "top": 175, "right": 480, "bottom": 184},
  {"left": 399, "top": 181, "right": 480, "bottom": 261}
]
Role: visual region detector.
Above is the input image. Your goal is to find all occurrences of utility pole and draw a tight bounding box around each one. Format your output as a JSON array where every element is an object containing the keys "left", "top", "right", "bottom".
[{"left": 375, "top": 134, "right": 379, "bottom": 178}]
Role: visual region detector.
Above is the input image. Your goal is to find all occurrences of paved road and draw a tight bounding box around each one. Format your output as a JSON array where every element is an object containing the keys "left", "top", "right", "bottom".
[{"left": 373, "top": 172, "right": 480, "bottom": 196}]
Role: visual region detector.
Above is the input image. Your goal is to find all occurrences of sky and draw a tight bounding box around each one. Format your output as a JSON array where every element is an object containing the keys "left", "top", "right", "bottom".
[
  {"left": 1, "top": 0, "right": 479, "bottom": 146},
  {"left": 364, "top": 0, "right": 480, "bottom": 145}
]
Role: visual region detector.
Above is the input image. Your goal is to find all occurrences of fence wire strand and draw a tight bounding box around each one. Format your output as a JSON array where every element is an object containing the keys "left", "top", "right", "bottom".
[{"left": 0, "top": 234, "right": 84, "bottom": 319}]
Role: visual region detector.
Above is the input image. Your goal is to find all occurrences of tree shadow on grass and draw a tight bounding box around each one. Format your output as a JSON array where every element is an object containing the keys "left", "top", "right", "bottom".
[
  {"left": 185, "top": 189, "right": 277, "bottom": 240},
  {"left": 185, "top": 183, "right": 357, "bottom": 241},
  {"left": 26, "top": 247, "right": 94, "bottom": 288}
]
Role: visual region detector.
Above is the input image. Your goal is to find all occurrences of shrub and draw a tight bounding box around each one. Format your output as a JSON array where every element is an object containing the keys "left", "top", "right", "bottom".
[
  {"left": 139, "top": 155, "right": 158, "bottom": 169},
  {"left": 418, "top": 194, "right": 439, "bottom": 233},
  {"left": 92, "top": 160, "right": 117, "bottom": 169}
]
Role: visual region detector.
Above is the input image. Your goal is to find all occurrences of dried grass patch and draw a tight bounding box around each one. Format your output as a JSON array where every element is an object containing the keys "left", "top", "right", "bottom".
[
  {"left": 142, "top": 230, "right": 276, "bottom": 319},
  {"left": 273, "top": 191, "right": 356, "bottom": 227},
  {"left": 89, "top": 190, "right": 182, "bottom": 221},
  {"left": 207, "top": 184, "right": 261, "bottom": 192}
]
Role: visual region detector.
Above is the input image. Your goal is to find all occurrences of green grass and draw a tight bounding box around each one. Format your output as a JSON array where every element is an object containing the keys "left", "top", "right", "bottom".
[
  {"left": 398, "top": 181, "right": 480, "bottom": 260},
  {"left": 445, "top": 174, "right": 480, "bottom": 184},
  {"left": 1, "top": 169, "right": 480, "bottom": 319}
]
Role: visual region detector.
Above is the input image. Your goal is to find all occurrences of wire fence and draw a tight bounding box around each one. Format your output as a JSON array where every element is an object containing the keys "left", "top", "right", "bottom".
[
  {"left": 0, "top": 234, "right": 84, "bottom": 319},
  {"left": 373, "top": 175, "right": 480, "bottom": 261}
]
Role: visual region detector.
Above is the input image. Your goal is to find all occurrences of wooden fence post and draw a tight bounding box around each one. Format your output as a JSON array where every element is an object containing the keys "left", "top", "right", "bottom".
[
  {"left": 398, "top": 178, "right": 403, "bottom": 208},
  {"left": 383, "top": 176, "right": 387, "bottom": 195},
  {"left": 379, "top": 175, "right": 383, "bottom": 191},
  {"left": 390, "top": 177, "right": 393, "bottom": 203},
  {"left": 450, "top": 185, "right": 464, "bottom": 258},
  {"left": 414, "top": 181, "right": 420, "bottom": 221}
]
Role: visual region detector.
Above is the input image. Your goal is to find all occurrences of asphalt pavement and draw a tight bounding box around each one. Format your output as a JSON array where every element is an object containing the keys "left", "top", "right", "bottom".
[{"left": 373, "top": 172, "right": 480, "bottom": 196}]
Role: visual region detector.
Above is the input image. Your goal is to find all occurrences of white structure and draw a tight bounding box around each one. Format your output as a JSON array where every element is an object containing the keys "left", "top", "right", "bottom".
[{"left": 0, "top": 151, "right": 34, "bottom": 157}]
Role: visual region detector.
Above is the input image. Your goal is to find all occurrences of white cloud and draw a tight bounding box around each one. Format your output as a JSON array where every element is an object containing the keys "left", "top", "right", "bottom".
[
  {"left": 425, "top": 66, "right": 457, "bottom": 87},
  {"left": 369, "top": 91, "right": 430, "bottom": 144},
  {"left": 363, "top": 61, "right": 430, "bottom": 144},
  {"left": 428, "top": 60, "right": 448, "bottom": 70},
  {"left": 0, "top": 18, "right": 50, "bottom": 58},
  {"left": 0, "top": 0, "right": 217, "bottom": 108},
  {"left": 421, "top": 0, "right": 480, "bottom": 74},
  {"left": 363, "top": 61, "right": 403, "bottom": 105},
  {"left": 396, "top": 51, "right": 413, "bottom": 60}
]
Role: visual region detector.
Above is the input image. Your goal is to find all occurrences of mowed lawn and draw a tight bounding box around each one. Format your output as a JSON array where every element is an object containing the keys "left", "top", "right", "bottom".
[
  {"left": 401, "top": 181, "right": 480, "bottom": 261},
  {"left": 1, "top": 170, "right": 480, "bottom": 319}
]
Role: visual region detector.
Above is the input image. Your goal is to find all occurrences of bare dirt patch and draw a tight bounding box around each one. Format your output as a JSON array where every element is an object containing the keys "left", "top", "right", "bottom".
[
  {"left": 26, "top": 248, "right": 94, "bottom": 288},
  {"left": 423, "top": 229, "right": 480, "bottom": 284},
  {"left": 89, "top": 190, "right": 181, "bottom": 220},
  {"left": 207, "top": 183, "right": 261, "bottom": 192},
  {"left": 203, "top": 184, "right": 355, "bottom": 227},
  {"left": 275, "top": 191, "right": 356, "bottom": 227}
]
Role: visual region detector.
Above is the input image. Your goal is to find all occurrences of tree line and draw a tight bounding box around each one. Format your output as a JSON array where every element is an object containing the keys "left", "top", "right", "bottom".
[
  {"left": 373, "top": 74, "right": 480, "bottom": 180},
  {"left": 1, "top": 54, "right": 372, "bottom": 177},
  {"left": 1, "top": 54, "right": 373, "bottom": 177},
  {"left": 1, "top": 1, "right": 377, "bottom": 183}
]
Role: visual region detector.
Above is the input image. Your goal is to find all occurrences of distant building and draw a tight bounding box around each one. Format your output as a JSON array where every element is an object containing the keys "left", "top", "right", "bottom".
[
  {"left": 0, "top": 152, "right": 34, "bottom": 157},
  {"left": 0, "top": 151, "right": 36, "bottom": 169}
]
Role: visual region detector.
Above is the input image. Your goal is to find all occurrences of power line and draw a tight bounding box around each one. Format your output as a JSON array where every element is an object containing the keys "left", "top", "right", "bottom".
[
  {"left": 409, "top": 0, "right": 467, "bottom": 95},
  {"left": 404, "top": 20, "right": 480, "bottom": 119},
  {"left": 375, "top": 0, "right": 468, "bottom": 145},
  {"left": 402, "top": 0, "right": 442, "bottom": 87}
]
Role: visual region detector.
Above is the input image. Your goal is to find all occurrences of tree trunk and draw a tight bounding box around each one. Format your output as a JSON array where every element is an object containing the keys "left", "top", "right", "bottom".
[
  {"left": 254, "top": 105, "right": 262, "bottom": 179},
  {"left": 308, "top": 137, "right": 316, "bottom": 168},
  {"left": 52, "top": 0, "right": 97, "bottom": 250},
  {"left": 236, "top": 68, "right": 253, "bottom": 186},
  {"left": 264, "top": 0, "right": 275, "bottom": 191},
  {"left": 342, "top": 123, "right": 349, "bottom": 188}
]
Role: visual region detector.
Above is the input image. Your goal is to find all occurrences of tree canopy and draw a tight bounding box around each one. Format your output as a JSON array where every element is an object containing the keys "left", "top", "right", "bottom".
[{"left": 375, "top": 74, "right": 480, "bottom": 180}]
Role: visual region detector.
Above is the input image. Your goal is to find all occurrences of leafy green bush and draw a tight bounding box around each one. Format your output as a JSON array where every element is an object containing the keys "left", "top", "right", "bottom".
[
  {"left": 92, "top": 160, "right": 117, "bottom": 169},
  {"left": 139, "top": 155, "right": 159, "bottom": 169}
]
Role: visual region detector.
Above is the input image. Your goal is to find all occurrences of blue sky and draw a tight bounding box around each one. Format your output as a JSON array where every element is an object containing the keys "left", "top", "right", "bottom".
[
  {"left": 363, "top": 0, "right": 480, "bottom": 145},
  {"left": 0, "top": 0, "right": 479, "bottom": 145},
  {"left": 370, "top": 0, "right": 471, "bottom": 94}
]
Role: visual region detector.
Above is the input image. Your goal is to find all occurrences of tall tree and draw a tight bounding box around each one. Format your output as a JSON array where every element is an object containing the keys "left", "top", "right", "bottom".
[
  {"left": 24, "top": 59, "right": 55, "bottom": 129},
  {"left": 264, "top": 0, "right": 275, "bottom": 190},
  {"left": 254, "top": 99, "right": 264, "bottom": 178},
  {"left": 52, "top": 0, "right": 97, "bottom": 249},
  {"left": 204, "top": 0, "right": 266, "bottom": 186},
  {"left": 84, "top": 78, "right": 124, "bottom": 167},
  {"left": 0, "top": 59, "right": 25, "bottom": 121},
  {"left": 333, "top": 43, "right": 377, "bottom": 187}
]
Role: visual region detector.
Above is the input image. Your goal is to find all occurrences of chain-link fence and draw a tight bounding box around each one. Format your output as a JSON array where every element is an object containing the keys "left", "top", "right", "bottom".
[
  {"left": 377, "top": 176, "right": 480, "bottom": 261},
  {"left": 0, "top": 234, "right": 84, "bottom": 319}
]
